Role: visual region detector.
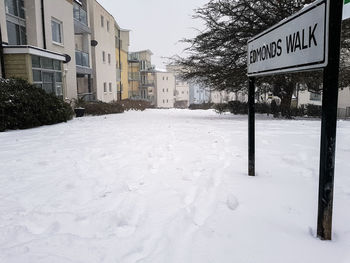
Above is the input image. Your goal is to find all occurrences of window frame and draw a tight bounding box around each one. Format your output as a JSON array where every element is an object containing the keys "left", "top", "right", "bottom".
[{"left": 51, "top": 18, "right": 63, "bottom": 45}]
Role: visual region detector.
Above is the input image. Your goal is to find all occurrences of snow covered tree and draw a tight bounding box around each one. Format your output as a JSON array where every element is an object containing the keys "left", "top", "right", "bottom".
[{"left": 173, "top": 0, "right": 350, "bottom": 117}]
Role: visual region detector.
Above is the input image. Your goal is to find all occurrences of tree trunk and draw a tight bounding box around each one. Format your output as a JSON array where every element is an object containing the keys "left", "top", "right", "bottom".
[{"left": 280, "top": 82, "right": 295, "bottom": 118}]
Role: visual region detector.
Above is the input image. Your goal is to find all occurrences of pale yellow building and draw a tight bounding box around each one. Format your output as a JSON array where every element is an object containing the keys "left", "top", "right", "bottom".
[
  {"left": 127, "top": 49, "right": 155, "bottom": 100},
  {"left": 115, "top": 23, "right": 130, "bottom": 100}
]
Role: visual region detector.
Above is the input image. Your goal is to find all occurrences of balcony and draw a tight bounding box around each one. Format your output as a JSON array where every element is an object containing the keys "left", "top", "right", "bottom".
[
  {"left": 128, "top": 53, "right": 140, "bottom": 62},
  {"left": 74, "top": 3, "right": 87, "bottom": 25},
  {"left": 73, "top": 3, "right": 91, "bottom": 34},
  {"left": 140, "top": 80, "right": 155, "bottom": 87},
  {"left": 75, "top": 50, "right": 89, "bottom": 67}
]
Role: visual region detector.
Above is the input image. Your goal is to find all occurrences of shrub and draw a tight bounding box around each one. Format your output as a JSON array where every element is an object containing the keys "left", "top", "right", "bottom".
[
  {"left": 119, "top": 99, "right": 153, "bottom": 111},
  {"left": 81, "top": 101, "right": 124, "bottom": 115},
  {"left": 213, "top": 103, "right": 228, "bottom": 114},
  {"left": 189, "top": 103, "right": 214, "bottom": 110},
  {"left": 0, "top": 78, "right": 73, "bottom": 132},
  {"left": 255, "top": 102, "right": 270, "bottom": 114},
  {"left": 227, "top": 101, "right": 248, "bottom": 115},
  {"left": 306, "top": 104, "right": 322, "bottom": 117}
]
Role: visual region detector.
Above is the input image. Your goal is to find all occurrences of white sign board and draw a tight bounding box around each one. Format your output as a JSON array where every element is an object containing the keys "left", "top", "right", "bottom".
[
  {"left": 247, "top": 0, "right": 329, "bottom": 77},
  {"left": 343, "top": 0, "right": 350, "bottom": 20}
]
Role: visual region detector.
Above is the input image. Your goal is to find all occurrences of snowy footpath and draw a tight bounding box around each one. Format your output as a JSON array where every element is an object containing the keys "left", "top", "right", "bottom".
[{"left": 0, "top": 109, "right": 350, "bottom": 263}]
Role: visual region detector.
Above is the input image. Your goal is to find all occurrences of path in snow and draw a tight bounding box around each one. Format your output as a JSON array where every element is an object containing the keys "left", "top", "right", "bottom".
[{"left": 0, "top": 109, "right": 349, "bottom": 263}]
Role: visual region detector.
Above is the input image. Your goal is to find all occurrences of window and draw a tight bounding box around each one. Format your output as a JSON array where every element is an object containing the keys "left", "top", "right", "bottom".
[
  {"left": 163, "top": 77, "right": 165, "bottom": 80},
  {"left": 101, "top": 15, "right": 104, "bottom": 27},
  {"left": 163, "top": 99, "right": 165, "bottom": 103},
  {"left": 5, "top": 0, "right": 26, "bottom": 45},
  {"left": 162, "top": 88, "right": 165, "bottom": 92},
  {"left": 166, "top": 88, "right": 168, "bottom": 92},
  {"left": 103, "top": 82, "right": 107, "bottom": 92},
  {"left": 108, "top": 53, "right": 111, "bottom": 64},
  {"left": 310, "top": 92, "right": 321, "bottom": 101},
  {"left": 51, "top": 19, "right": 63, "bottom": 44},
  {"left": 6, "top": 21, "right": 26, "bottom": 45},
  {"left": 166, "top": 77, "right": 168, "bottom": 80},
  {"left": 5, "top": 0, "right": 25, "bottom": 19},
  {"left": 31, "top": 55, "right": 63, "bottom": 96},
  {"left": 107, "top": 21, "right": 110, "bottom": 31},
  {"left": 167, "top": 99, "right": 168, "bottom": 103},
  {"left": 109, "top": 83, "right": 112, "bottom": 92},
  {"left": 102, "top": 51, "right": 105, "bottom": 63}
]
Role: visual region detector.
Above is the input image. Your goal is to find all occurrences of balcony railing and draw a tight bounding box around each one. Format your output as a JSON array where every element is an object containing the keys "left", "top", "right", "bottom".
[
  {"left": 75, "top": 50, "right": 89, "bottom": 67},
  {"left": 128, "top": 53, "right": 140, "bottom": 62},
  {"left": 141, "top": 80, "right": 155, "bottom": 86},
  {"left": 73, "top": 3, "right": 88, "bottom": 26}
]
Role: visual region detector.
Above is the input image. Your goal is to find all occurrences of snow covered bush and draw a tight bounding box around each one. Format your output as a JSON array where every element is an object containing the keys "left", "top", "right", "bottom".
[
  {"left": 213, "top": 103, "right": 228, "bottom": 114},
  {"left": 188, "top": 103, "right": 214, "bottom": 110},
  {"left": 0, "top": 78, "right": 73, "bottom": 132},
  {"left": 119, "top": 99, "right": 153, "bottom": 111},
  {"left": 227, "top": 101, "right": 248, "bottom": 115}
]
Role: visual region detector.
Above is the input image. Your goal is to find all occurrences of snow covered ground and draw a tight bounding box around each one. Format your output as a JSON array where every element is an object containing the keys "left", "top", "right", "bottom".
[{"left": 0, "top": 109, "right": 349, "bottom": 263}]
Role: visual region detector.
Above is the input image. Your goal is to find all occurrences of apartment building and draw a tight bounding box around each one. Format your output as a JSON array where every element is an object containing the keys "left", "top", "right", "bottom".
[
  {"left": 166, "top": 65, "right": 190, "bottom": 107},
  {"left": 155, "top": 71, "right": 175, "bottom": 108},
  {"left": 295, "top": 87, "right": 350, "bottom": 118},
  {"left": 190, "top": 83, "right": 211, "bottom": 105},
  {"left": 128, "top": 49, "right": 155, "bottom": 100},
  {"left": 1, "top": 0, "right": 78, "bottom": 100},
  {"left": 174, "top": 80, "right": 189, "bottom": 108},
  {"left": 89, "top": 0, "right": 117, "bottom": 102},
  {"left": 115, "top": 23, "right": 129, "bottom": 100},
  {"left": 74, "top": 0, "right": 94, "bottom": 101}
]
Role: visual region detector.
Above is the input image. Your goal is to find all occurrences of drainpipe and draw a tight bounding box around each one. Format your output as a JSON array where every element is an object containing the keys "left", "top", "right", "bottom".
[
  {"left": 0, "top": 24, "right": 5, "bottom": 78},
  {"left": 41, "top": 0, "right": 47, "bottom": 49}
]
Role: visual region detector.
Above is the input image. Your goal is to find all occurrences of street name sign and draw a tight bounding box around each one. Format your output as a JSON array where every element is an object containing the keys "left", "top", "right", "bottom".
[
  {"left": 247, "top": 0, "right": 329, "bottom": 77},
  {"left": 344, "top": 0, "right": 350, "bottom": 20}
]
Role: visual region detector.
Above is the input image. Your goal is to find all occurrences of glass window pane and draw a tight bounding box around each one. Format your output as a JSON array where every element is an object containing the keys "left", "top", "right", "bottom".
[
  {"left": 19, "top": 0, "right": 25, "bottom": 18},
  {"left": 6, "top": 21, "right": 20, "bottom": 45},
  {"left": 43, "top": 72, "right": 54, "bottom": 83},
  {"left": 33, "top": 70, "right": 42, "bottom": 82},
  {"left": 73, "top": 3, "right": 80, "bottom": 20},
  {"left": 53, "top": 60, "right": 61, "bottom": 70},
  {"left": 51, "top": 20, "right": 62, "bottom": 43},
  {"left": 19, "top": 25, "right": 26, "bottom": 44},
  {"left": 41, "top": 58, "right": 53, "bottom": 69},
  {"left": 32, "top": 56, "right": 41, "bottom": 68},
  {"left": 5, "top": 0, "right": 18, "bottom": 16},
  {"left": 55, "top": 72, "right": 62, "bottom": 83}
]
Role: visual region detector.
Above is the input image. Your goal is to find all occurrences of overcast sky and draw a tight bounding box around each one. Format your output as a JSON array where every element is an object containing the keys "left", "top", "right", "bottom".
[{"left": 96, "top": 0, "right": 209, "bottom": 69}]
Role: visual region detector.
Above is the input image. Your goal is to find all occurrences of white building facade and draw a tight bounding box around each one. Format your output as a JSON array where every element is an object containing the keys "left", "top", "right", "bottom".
[
  {"left": 174, "top": 80, "right": 190, "bottom": 108},
  {"left": 89, "top": 0, "right": 117, "bottom": 102},
  {"left": 155, "top": 72, "right": 175, "bottom": 108}
]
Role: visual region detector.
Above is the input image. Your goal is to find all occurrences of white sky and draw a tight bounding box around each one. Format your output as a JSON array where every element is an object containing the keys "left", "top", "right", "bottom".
[{"left": 96, "top": 0, "right": 209, "bottom": 69}]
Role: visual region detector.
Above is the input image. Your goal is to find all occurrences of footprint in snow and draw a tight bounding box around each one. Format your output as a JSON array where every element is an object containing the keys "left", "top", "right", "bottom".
[{"left": 226, "top": 194, "right": 239, "bottom": 211}]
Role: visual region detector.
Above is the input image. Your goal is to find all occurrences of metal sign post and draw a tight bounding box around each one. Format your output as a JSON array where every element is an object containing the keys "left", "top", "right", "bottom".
[
  {"left": 317, "top": 0, "right": 343, "bottom": 241},
  {"left": 248, "top": 77, "right": 255, "bottom": 176},
  {"left": 246, "top": 0, "right": 343, "bottom": 240}
]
